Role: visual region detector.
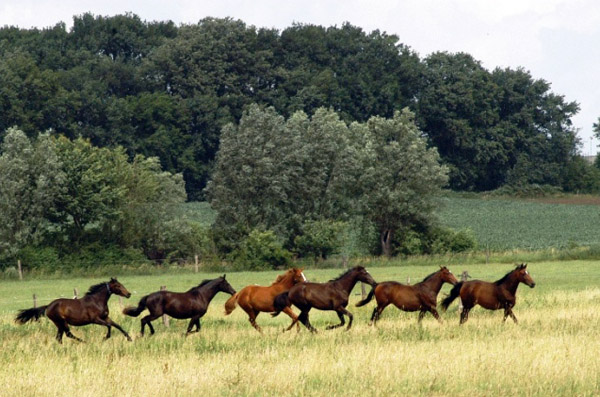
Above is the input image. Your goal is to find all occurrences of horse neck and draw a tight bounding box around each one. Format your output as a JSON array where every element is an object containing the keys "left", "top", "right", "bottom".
[
  {"left": 417, "top": 273, "right": 444, "bottom": 294},
  {"left": 273, "top": 274, "right": 296, "bottom": 289},
  {"left": 332, "top": 272, "right": 360, "bottom": 293},
  {"left": 498, "top": 272, "right": 521, "bottom": 295},
  {"left": 83, "top": 286, "right": 111, "bottom": 306},
  {"left": 195, "top": 281, "right": 221, "bottom": 303}
]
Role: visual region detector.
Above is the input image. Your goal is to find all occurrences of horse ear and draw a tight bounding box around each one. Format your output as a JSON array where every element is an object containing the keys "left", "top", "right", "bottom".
[
  {"left": 110, "top": 277, "right": 116, "bottom": 282},
  {"left": 222, "top": 274, "right": 226, "bottom": 279}
]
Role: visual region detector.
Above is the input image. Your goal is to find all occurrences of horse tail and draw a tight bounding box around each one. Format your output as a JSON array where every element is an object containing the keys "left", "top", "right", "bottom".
[
  {"left": 224, "top": 292, "right": 239, "bottom": 315},
  {"left": 122, "top": 295, "right": 148, "bottom": 317},
  {"left": 15, "top": 306, "right": 48, "bottom": 324},
  {"left": 356, "top": 284, "right": 377, "bottom": 307},
  {"left": 441, "top": 282, "right": 463, "bottom": 311},
  {"left": 271, "top": 292, "right": 290, "bottom": 317}
]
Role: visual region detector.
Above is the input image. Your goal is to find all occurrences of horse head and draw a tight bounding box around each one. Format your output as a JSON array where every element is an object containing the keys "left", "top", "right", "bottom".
[
  {"left": 439, "top": 266, "right": 459, "bottom": 285},
  {"left": 108, "top": 278, "right": 131, "bottom": 298},
  {"left": 355, "top": 266, "right": 377, "bottom": 286},
  {"left": 292, "top": 268, "right": 307, "bottom": 284},
  {"left": 515, "top": 263, "right": 536, "bottom": 288},
  {"left": 218, "top": 274, "right": 237, "bottom": 295}
]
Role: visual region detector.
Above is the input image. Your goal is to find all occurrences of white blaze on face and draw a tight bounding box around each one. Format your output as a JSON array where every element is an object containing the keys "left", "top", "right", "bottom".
[{"left": 301, "top": 272, "right": 307, "bottom": 281}]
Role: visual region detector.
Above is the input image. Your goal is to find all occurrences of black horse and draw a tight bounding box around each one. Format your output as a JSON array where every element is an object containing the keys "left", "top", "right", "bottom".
[
  {"left": 123, "top": 275, "right": 236, "bottom": 336},
  {"left": 15, "top": 278, "right": 132, "bottom": 343},
  {"left": 272, "top": 266, "right": 376, "bottom": 332}
]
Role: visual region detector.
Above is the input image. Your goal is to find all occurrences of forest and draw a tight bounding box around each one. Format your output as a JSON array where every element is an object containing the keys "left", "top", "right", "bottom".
[{"left": 1, "top": 13, "right": 599, "bottom": 269}]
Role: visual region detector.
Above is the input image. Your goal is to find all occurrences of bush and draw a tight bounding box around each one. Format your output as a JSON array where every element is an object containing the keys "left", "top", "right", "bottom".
[
  {"left": 428, "top": 227, "right": 478, "bottom": 254},
  {"left": 230, "top": 229, "right": 291, "bottom": 270},
  {"left": 293, "top": 220, "right": 346, "bottom": 260}
]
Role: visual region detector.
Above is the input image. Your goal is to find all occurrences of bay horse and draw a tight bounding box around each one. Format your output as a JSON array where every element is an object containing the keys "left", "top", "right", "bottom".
[
  {"left": 224, "top": 268, "right": 306, "bottom": 333},
  {"left": 441, "top": 263, "right": 535, "bottom": 324},
  {"left": 15, "top": 278, "right": 132, "bottom": 343},
  {"left": 272, "top": 266, "right": 377, "bottom": 332},
  {"left": 356, "top": 266, "right": 458, "bottom": 325},
  {"left": 123, "top": 275, "right": 235, "bottom": 336}
]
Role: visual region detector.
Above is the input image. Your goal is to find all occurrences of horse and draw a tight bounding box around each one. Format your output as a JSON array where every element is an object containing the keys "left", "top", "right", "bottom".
[
  {"left": 15, "top": 278, "right": 132, "bottom": 343},
  {"left": 441, "top": 263, "right": 535, "bottom": 324},
  {"left": 224, "top": 268, "right": 306, "bottom": 333},
  {"left": 356, "top": 266, "right": 458, "bottom": 325},
  {"left": 123, "top": 275, "right": 235, "bottom": 336},
  {"left": 272, "top": 266, "right": 377, "bottom": 332}
]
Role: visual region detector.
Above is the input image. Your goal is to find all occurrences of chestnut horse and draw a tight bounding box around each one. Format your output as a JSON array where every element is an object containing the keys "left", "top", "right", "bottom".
[
  {"left": 272, "top": 266, "right": 377, "bottom": 332},
  {"left": 224, "top": 268, "right": 306, "bottom": 333},
  {"left": 123, "top": 275, "right": 235, "bottom": 336},
  {"left": 356, "top": 266, "right": 458, "bottom": 325},
  {"left": 441, "top": 263, "right": 535, "bottom": 324},
  {"left": 15, "top": 278, "right": 132, "bottom": 343}
]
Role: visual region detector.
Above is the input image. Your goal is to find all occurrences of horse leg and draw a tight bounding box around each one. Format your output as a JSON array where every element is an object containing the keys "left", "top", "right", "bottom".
[
  {"left": 186, "top": 317, "right": 201, "bottom": 335},
  {"left": 105, "top": 318, "right": 132, "bottom": 341},
  {"left": 504, "top": 307, "right": 518, "bottom": 324},
  {"left": 343, "top": 308, "right": 353, "bottom": 331},
  {"left": 247, "top": 310, "right": 263, "bottom": 334},
  {"left": 429, "top": 307, "right": 443, "bottom": 324},
  {"left": 418, "top": 310, "right": 426, "bottom": 323},
  {"left": 370, "top": 303, "right": 387, "bottom": 326},
  {"left": 64, "top": 325, "right": 84, "bottom": 342},
  {"left": 282, "top": 307, "right": 299, "bottom": 332},
  {"left": 298, "top": 310, "right": 317, "bottom": 333},
  {"left": 326, "top": 311, "right": 345, "bottom": 330},
  {"left": 55, "top": 328, "right": 65, "bottom": 344},
  {"left": 141, "top": 314, "right": 158, "bottom": 336},
  {"left": 459, "top": 307, "right": 470, "bottom": 325}
]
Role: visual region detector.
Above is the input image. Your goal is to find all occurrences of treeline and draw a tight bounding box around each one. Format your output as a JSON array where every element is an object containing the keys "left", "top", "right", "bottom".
[{"left": 1, "top": 12, "right": 596, "bottom": 200}]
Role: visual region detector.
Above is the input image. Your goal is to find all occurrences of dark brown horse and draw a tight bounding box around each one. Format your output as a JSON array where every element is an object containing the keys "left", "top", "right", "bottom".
[
  {"left": 15, "top": 278, "right": 132, "bottom": 343},
  {"left": 224, "top": 268, "right": 306, "bottom": 333},
  {"left": 123, "top": 275, "right": 235, "bottom": 336},
  {"left": 272, "top": 266, "right": 377, "bottom": 332},
  {"left": 356, "top": 266, "right": 458, "bottom": 325},
  {"left": 441, "top": 264, "right": 535, "bottom": 324}
]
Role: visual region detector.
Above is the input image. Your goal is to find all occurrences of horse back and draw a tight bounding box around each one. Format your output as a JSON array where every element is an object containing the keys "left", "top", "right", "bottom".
[{"left": 46, "top": 298, "right": 95, "bottom": 325}]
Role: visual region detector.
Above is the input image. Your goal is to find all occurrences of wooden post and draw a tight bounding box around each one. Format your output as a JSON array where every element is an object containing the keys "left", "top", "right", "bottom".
[
  {"left": 17, "top": 259, "right": 23, "bottom": 280},
  {"left": 361, "top": 282, "right": 366, "bottom": 299},
  {"left": 160, "top": 286, "right": 169, "bottom": 327},
  {"left": 342, "top": 255, "right": 348, "bottom": 269},
  {"left": 406, "top": 276, "right": 411, "bottom": 285},
  {"left": 73, "top": 288, "right": 78, "bottom": 299},
  {"left": 33, "top": 294, "right": 37, "bottom": 308},
  {"left": 458, "top": 271, "right": 471, "bottom": 313},
  {"left": 486, "top": 244, "right": 490, "bottom": 264},
  {"left": 194, "top": 255, "right": 199, "bottom": 273}
]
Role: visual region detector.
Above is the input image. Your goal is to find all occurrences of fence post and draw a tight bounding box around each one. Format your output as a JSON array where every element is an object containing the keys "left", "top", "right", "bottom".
[
  {"left": 194, "top": 255, "right": 199, "bottom": 273},
  {"left": 361, "top": 282, "right": 366, "bottom": 299},
  {"left": 406, "top": 276, "right": 411, "bottom": 285},
  {"left": 458, "top": 271, "right": 471, "bottom": 314},
  {"left": 160, "top": 286, "right": 169, "bottom": 327},
  {"left": 17, "top": 259, "right": 23, "bottom": 280},
  {"left": 33, "top": 294, "right": 37, "bottom": 308},
  {"left": 73, "top": 288, "right": 78, "bottom": 299}
]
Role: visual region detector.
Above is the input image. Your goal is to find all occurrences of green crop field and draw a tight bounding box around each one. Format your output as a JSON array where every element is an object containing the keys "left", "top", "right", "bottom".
[
  {"left": 2, "top": 261, "right": 600, "bottom": 396},
  {"left": 439, "top": 196, "right": 600, "bottom": 251}
]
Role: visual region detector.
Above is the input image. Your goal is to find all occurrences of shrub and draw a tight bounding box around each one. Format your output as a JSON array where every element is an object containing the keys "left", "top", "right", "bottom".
[
  {"left": 230, "top": 229, "right": 291, "bottom": 270},
  {"left": 293, "top": 220, "right": 346, "bottom": 260}
]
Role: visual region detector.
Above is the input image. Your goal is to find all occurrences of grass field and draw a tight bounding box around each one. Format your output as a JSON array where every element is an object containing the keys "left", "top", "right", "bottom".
[{"left": 2, "top": 261, "right": 600, "bottom": 396}]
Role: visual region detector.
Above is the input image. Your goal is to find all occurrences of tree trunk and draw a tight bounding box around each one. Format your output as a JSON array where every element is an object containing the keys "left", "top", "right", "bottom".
[{"left": 380, "top": 229, "right": 393, "bottom": 257}]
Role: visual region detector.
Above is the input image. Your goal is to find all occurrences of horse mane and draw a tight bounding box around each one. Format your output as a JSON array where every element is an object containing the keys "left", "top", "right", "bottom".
[
  {"left": 187, "top": 279, "right": 215, "bottom": 292},
  {"left": 328, "top": 266, "right": 363, "bottom": 282},
  {"left": 85, "top": 282, "right": 108, "bottom": 296},
  {"left": 421, "top": 270, "right": 440, "bottom": 282},
  {"left": 494, "top": 266, "right": 521, "bottom": 285},
  {"left": 270, "top": 269, "right": 296, "bottom": 285}
]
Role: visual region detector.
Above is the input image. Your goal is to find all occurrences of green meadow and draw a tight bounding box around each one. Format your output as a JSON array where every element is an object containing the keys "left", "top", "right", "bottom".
[{"left": 2, "top": 261, "right": 600, "bottom": 396}]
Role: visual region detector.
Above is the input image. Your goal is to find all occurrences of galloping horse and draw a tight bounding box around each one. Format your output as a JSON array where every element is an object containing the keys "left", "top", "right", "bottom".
[
  {"left": 224, "top": 268, "right": 306, "bottom": 333},
  {"left": 272, "top": 266, "right": 377, "bottom": 332},
  {"left": 123, "top": 275, "right": 235, "bottom": 336},
  {"left": 441, "top": 263, "right": 535, "bottom": 324},
  {"left": 15, "top": 278, "right": 132, "bottom": 343},
  {"left": 356, "top": 266, "right": 458, "bottom": 325}
]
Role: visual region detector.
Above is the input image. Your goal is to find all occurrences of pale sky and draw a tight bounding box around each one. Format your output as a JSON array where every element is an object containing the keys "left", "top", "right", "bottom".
[{"left": 2, "top": 0, "right": 599, "bottom": 154}]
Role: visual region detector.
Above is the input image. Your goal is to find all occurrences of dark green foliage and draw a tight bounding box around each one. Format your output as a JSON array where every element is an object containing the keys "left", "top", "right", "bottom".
[
  {"left": 293, "top": 220, "right": 346, "bottom": 260},
  {"left": 229, "top": 229, "right": 291, "bottom": 270}
]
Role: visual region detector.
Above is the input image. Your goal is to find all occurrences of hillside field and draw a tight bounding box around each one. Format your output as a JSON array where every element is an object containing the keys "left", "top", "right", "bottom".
[{"left": 1, "top": 261, "right": 600, "bottom": 396}]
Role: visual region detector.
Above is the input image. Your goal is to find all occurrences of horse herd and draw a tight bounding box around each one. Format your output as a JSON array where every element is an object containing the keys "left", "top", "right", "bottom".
[{"left": 15, "top": 264, "right": 536, "bottom": 343}]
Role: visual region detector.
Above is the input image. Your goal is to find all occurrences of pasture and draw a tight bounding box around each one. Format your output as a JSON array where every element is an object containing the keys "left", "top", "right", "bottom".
[{"left": 1, "top": 261, "right": 600, "bottom": 396}]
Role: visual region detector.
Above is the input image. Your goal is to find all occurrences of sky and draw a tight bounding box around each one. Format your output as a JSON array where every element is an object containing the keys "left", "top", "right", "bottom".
[{"left": 1, "top": 0, "right": 599, "bottom": 154}]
